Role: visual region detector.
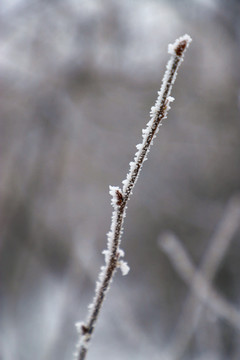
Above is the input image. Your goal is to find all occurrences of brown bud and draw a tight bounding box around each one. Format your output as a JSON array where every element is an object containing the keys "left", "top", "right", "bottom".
[
  {"left": 175, "top": 40, "right": 187, "bottom": 57},
  {"left": 116, "top": 189, "right": 123, "bottom": 206},
  {"left": 81, "top": 325, "right": 89, "bottom": 335}
]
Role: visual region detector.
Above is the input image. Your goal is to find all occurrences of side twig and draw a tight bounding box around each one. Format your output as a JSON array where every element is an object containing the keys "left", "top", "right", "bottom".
[
  {"left": 159, "top": 195, "right": 240, "bottom": 359},
  {"left": 160, "top": 231, "right": 240, "bottom": 330},
  {"left": 74, "top": 34, "right": 192, "bottom": 360}
]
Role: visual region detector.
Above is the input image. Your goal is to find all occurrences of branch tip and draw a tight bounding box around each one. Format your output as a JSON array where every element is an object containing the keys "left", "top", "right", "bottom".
[{"left": 168, "top": 34, "right": 192, "bottom": 57}]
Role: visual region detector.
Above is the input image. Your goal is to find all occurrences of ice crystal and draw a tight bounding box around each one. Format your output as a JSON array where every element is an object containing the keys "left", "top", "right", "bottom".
[{"left": 118, "top": 260, "right": 130, "bottom": 276}]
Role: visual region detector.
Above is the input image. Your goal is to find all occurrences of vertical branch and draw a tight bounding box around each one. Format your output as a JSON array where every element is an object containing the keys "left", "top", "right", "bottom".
[{"left": 74, "top": 34, "right": 192, "bottom": 360}]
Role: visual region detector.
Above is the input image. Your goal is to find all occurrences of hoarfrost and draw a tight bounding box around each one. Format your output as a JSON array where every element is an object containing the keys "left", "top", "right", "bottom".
[
  {"left": 122, "top": 34, "right": 191, "bottom": 195},
  {"left": 118, "top": 248, "right": 125, "bottom": 257},
  {"left": 109, "top": 185, "right": 122, "bottom": 208},
  {"left": 88, "top": 303, "right": 94, "bottom": 310},
  {"left": 118, "top": 260, "right": 130, "bottom": 276},
  {"left": 102, "top": 249, "right": 110, "bottom": 262},
  {"left": 168, "top": 96, "right": 175, "bottom": 102},
  {"left": 75, "top": 322, "right": 85, "bottom": 334},
  {"left": 75, "top": 34, "right": 191, "bottom": 360},
  {"left": 168, "top": 34, "right": 192, "bottom": 55}
]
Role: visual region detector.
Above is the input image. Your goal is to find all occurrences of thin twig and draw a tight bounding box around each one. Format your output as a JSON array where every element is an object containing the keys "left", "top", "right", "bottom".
[
  {"left": 200, "top": 196, "right": 240, "bottom": 279},
  {"left": 159, "top": 195, "right": 240, "bottom": 359},
  {"left": 160, "top": 232, "right": 240, "bottom": 329},
  {"left": 74, "top": 34, "right": 192, "bottom": 360}
]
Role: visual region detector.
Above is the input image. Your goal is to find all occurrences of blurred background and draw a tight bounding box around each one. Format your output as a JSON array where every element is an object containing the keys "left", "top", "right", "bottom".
[{"left": 1, "top": 0, "right": 240, "bottom": 359}]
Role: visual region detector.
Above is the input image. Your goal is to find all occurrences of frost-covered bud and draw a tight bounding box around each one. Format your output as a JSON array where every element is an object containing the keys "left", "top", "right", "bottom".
[
  {"left": 168, "top": 34, "right": 192, "bottom": 56},
  {"left": 75, "top": 321, "right": 86, "bottom": 334},
  {"left": 109, "top": 186, "right": 123, "bottom": 207}
]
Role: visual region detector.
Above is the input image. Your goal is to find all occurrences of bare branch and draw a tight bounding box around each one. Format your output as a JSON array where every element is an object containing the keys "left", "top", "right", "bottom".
[
  {"left": 74, "top": 34, "right": 192, "bottom": 360},
  {"left": 160, "top": 232, "right": 240, "bottom": 329},
  {"left": 200, "top": 195, "right": 240, "bottom": 279},
  {"left": 159, "top": 196, "right": 240, "bottom": 359}
]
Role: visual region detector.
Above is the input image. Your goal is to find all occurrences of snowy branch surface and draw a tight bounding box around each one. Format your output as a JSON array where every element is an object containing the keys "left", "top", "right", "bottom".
[{"left": 74, "top": 34, "right": 192, "bottom": 360}]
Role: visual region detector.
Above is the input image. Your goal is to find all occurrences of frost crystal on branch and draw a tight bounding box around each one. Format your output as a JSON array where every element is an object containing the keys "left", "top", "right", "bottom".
[
  {"left": 118, "top": 260, "right": 130, "bottom": 276},
  {"left": 123, "top": 34, "right": 191, "bottom": 196},
  {"left": 75, "top": 34, "right": 192, "bottom": 360}
]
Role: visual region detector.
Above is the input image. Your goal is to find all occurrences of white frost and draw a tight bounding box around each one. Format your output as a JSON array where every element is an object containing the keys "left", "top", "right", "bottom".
[
  {"left": 118, "top": 248, "right": 125, "bottom": 257},
  {"left": 168, "top": 34, "right": 192, "bottom": 55},
  {"left": 102, "top": 249, "right": 110, "bottom": 262},
  {"left": 109, "top": 185, "right": 122, "bottom": 209},
  {"left": 88, "top": 303, "right": 94, "bottom": 310},
  {"left": 75, "top": 321, "right": 85, "bottom": 334},
  {"left": 74, "top": 34, "right": 192, "bottom": 360},
  {"left": 118, "top": 260, "right": 130, "bottom": 276},
  {"left": 107, "top": 185, "right": 121, "bottom": 253},
  {"left": 122, "top": 34, "right": 191, "bottom": 195}
]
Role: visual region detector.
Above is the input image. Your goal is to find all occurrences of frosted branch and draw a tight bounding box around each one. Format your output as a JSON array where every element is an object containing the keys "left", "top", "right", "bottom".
[{"left": 74, "top": 34, "right": 192, "bottom": 360}]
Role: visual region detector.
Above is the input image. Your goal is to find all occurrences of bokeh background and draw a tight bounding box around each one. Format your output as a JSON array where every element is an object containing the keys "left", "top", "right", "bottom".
[{"left": 1, "top": 0, "right": 240, "bottom": 359}]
